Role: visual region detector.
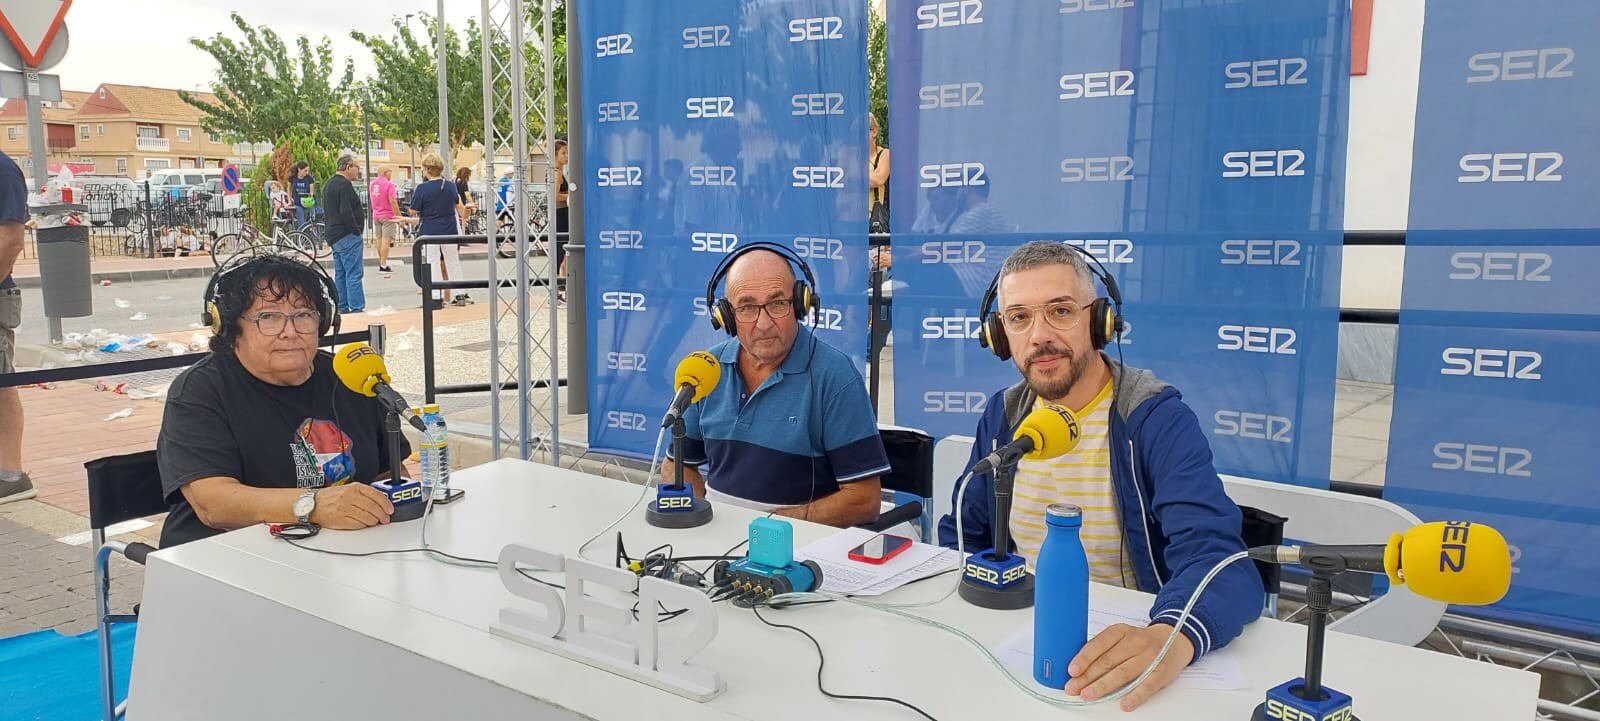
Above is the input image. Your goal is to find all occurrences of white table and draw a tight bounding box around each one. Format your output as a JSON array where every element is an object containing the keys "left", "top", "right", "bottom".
[{"left": 126, "top": 459, "right": 1537, "bottom": 720}]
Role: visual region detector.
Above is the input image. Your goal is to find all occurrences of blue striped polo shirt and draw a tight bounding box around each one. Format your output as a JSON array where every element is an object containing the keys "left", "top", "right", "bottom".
[{"left": 671, "top": 328, "right": 890, "bottom": 508}]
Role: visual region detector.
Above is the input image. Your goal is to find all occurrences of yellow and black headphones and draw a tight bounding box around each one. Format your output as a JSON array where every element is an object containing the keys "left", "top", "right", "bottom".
[
  {"left": 705, "top": 241, "right": 822, "bottom": 336},
  {"left": 201, "top": 250, "right": 342, "bottom": 339},
  {"left": 977, "top": 243, "right": 1124, "bottom": 361}
]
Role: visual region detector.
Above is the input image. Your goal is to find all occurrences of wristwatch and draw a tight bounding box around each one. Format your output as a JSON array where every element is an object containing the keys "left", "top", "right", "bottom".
[{"left": 293, "top": 490, "right": 318, "bottom": 524}]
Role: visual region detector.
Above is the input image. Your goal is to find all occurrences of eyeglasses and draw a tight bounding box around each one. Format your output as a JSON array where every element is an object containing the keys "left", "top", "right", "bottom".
[
  {"left": 248, "top": 310, "right": 321, "bottom": 336},
  {"left": 732, "top": 298, "right": 794, "bottom": 323},
  {"left": 999, "top": 301, "right": 1084, "bottom": 335}
]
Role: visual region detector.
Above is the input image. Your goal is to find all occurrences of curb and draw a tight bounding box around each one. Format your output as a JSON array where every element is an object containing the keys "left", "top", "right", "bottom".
[{"left": 9, "top": 250, "right": 492, "bottom": 289}]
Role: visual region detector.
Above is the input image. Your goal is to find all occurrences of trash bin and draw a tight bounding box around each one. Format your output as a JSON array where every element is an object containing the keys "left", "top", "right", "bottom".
[{"left": 36, "top": 224, "right": 93, "bottom": 318}]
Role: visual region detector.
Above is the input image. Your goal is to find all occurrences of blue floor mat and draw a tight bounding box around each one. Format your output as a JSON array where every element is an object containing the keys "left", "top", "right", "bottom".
[{"left": 0, "top": 623, "right": 137, "bottom": 721}]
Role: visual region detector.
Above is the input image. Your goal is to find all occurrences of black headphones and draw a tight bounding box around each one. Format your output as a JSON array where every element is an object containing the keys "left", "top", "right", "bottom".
[
  {"left": 201, "top": 250, "right": 341, "bottom": 339},
  {"left": 704, "top": 241, "right": 822, "bottom": 336},
  {"left": 978, "top": 243, "right": 1124, "bottom": 361}
]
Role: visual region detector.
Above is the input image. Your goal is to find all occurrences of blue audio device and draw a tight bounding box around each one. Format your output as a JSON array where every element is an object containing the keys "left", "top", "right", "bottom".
[{"left": 723, "top": 518, "right": 823, "bottom": 604}]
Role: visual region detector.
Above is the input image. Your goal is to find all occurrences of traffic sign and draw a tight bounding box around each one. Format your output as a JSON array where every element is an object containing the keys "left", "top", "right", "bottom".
[
  {"left": 222, "top": 164, "right": 241, "bottom": 194},
  {"left": 0, "top": 0, "right": 71, "bottom": 70}
]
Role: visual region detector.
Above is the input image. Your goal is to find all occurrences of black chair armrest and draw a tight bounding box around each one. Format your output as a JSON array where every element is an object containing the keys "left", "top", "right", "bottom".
[
  {"left": 859, "top": 501, "right": 924, "bottom": 533},
  {"left": 123, "top": 542, "right": 156, "bottom": 566}
]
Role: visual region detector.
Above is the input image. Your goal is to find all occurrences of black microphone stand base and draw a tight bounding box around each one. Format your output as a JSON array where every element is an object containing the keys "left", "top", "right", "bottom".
[
  {"left": 959, "top": 570, "right": 1035, "bottom": 610},
  {"left": 389, "top": 494, "right": 428, "bottom": 523},
  {"left": 645, "top": 497, "right": 714, "bottom": 529}
]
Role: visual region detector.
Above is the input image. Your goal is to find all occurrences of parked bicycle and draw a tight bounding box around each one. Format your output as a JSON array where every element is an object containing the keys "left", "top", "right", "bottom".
[{"left": 211, "top": 217, "right": 326, "bottom": 267}]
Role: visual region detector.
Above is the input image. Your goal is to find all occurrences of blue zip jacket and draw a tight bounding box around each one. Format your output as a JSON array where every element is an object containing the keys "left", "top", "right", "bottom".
[{"left": 937, "top": 357, "right": 1263, "bottom": 661}]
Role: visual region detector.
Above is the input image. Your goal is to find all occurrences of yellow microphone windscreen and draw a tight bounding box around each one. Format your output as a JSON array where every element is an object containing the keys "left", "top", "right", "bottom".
[
  {"left": 674, "top": 351, "right": 722, "bottom": 404},
  {"left": 1016, "top": 403, "right": 1082, "bottom": 462},
  {"left": 1390, "top": 521, "right": 1511, "bottom": 606},
  {"left": 332, "top": 343, "right": 390, "bottom": 398}
]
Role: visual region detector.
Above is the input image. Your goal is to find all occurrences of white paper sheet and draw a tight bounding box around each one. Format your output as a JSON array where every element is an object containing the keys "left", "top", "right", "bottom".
[
  {"left": 795, "top": 528, "right": 960, "bottom": 596},
  {"left": 992, "top": 600, "right": 1248, "bottom": 695}
]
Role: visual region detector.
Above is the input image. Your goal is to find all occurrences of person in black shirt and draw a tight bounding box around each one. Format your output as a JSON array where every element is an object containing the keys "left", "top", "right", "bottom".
[
  {"left": 289, "top": 162, "right": 316, "bottom": 227},
  {"left": 323, "top": 154, "right": 367, "bottom": 314},
  {"left": 157, "top": 255, "right": 411, "bottom": 547}
]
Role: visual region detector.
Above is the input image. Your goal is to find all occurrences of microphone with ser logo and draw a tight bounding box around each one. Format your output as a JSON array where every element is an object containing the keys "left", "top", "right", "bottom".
[
  {"left": 961, "top": 403, "right": 1082, "bottom": 610},
  {"left": 648, "top": 351, "right": 722, "bottom": 529},
  {"left": 333, "top": 343, "right": 429, "bottom": 521},
  {"left": 1249, "top": 521, "right": 1511, "bottom": 721}
]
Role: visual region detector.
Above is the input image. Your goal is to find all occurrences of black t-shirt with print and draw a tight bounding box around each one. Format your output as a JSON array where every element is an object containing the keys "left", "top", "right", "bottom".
[{"left": 157, "top": 350, "right": 411, "bottom": 547}]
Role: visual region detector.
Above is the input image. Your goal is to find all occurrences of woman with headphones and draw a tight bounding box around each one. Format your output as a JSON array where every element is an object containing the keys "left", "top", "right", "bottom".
[{"left": 155, "top": 254, "right": 413, "bottom": 548}]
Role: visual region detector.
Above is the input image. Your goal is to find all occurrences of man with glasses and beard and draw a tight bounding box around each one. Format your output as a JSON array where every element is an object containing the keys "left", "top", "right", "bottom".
[
  {"left": 938, "top": 241, "right": 1261, "bottom": 712},
  {"left": 156, "top": 255, "right": 412, "bottom": 547}
]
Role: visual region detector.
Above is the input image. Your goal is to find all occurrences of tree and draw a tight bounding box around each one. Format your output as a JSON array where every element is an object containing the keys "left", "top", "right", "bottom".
[
  {"left": 351, "top": 15, "right": 485, "bottom": 155},
  {"left": 180, "top": 13, "right": 357, "bottom": 148},
  {"left": 869, "top": 4, "right": 888, "bottom": 145}
]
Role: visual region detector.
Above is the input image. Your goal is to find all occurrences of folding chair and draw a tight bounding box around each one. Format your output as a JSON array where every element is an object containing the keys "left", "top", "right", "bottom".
[
  {"left": 859, "top": 426, "right": 937, "bottom": 543},
  {"left": 85, "top": 450, "right": 165, "bottom": 721}
]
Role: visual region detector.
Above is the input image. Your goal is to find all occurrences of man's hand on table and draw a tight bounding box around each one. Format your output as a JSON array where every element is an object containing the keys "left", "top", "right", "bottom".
[
  {"left": 308, "top": 484, "right": 394, "bottom": 530},
  {"left": 1063, "top": 622, "right": 1195, "bottom": 712}
]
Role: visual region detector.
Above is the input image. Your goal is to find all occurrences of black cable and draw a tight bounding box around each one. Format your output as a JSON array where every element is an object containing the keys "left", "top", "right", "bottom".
[{"left": 751, "top": 604, "right": 940, "bottom": 721}]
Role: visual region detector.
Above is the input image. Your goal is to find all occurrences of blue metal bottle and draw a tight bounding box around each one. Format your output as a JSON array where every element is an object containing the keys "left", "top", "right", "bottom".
[{"left": 1034, "top": 503, "right": 1089, "bottom": 688}]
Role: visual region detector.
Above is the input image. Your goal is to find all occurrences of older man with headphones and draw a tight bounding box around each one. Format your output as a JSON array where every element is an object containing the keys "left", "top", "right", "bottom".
[
  {"left": 660, "top": 243, "right": 890, "bottom": 527},
  {"left": 155, "top": 254, "right": 412, "bottom": 547},
  {"left": 937, "top": 241, "right": 1262, "bottom": 711}
]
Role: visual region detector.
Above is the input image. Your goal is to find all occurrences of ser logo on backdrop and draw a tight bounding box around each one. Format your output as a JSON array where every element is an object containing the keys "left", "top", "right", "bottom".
[
  {"left": 598, "top": 230, "right": 644, "bottom": 250},
  {"left": 1213, "top": 411, "right": 1293, "bottom": 444},
  {"left": 811, "top": 308, "right": 845, "bottom": 332},
  {"left": 595, "top": 34, "right": 634, "bottom": 58},
  {"left": 789, "top": 16, "right": 844, "bottom": 42},
  {"left": 1441, "top": 347, "right": 1543, "bottom": 380},
  {"left": 920, "top": 162, "right": 987, "bottom": 188},
  {"left": 922, "top": 315, "right": 983, "bottom": 340},
  {"left": 1217, "top": 325, "right": 1298, "bottom": 355},
  {"left": 1223, "top": 58, "right": 1308, "bottom": 89},
  {"left": 1457, "top": 152, "right": 1563, "bottom": 183},
  {"left": 1467, "top": 48, "right": 1574, "bottom": 83},
  {"left": 1448, "top": 251, "right": 1551, "bottom": 282},
  {"left": 601, "top": 291, "right": 648, "bottom": 312},
  {"left": 606, "top": 352, "right": 648, "bottom": 373},
  {"left": 682, "top": 25, "right": 732, "bottom": 49},
  {"left": 596, "top": 166, "right": 643, "bottom": 187},
  {"left": 691, "top": 232, "right": 739, "bottom": 253},
  {"left": 792, "top": 92, "right": 845, "bottom": 116},
  {"left": 1060, "top": 156, "right": 1134, "bottom": 183},
  {"left": 1221, "top": 239, "right": 1301, "bottom": 266},
  {"left": 685, "top": 96, "right": 735, "bottom": 120},
  {"left": 919, "top": 82, "right": 984, "bottom": 110},
  {"left": 792, "top": 166, "right": 845, "bottom": 189},
  {"left": 689, "top": 166, "right": 738, "bottom": 187},
  {"left": 924, "top": 391, "right": 988, "bottom": 414},
  {"left": 1432, "top": 443, "right": 1532, "bottom": 478},
  {"left": 605, "top": 411, "right": 649, "bottom": 432},
  {"left": 596, "top": 101, "right": 639, "bottom": 123},
  {"left": 1063, "top": 239, "right": 1134, "bottom": 264},
  {"left": 1060, "top": 0, "right": 1133, "bottom": 12},
  {"left": 793, "top": 236, "right": 844, "bottom": 261},
  {"left": 920, "top": 240, "right": 986, "bottom": 264},
  {"left": 1059, "top": 70, "right": 1136, "bottom": 100},
  {"left": 1222, "top": 150, "right": 1305, "bottom": 178},
  {"left": 916, "top": 0, "right": 983, "bottom": 29}
]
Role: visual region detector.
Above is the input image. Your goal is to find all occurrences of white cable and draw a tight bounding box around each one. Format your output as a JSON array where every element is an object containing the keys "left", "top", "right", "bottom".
[
  {"left": 773, "top": 550, "right": 1251, "bottom": 708},
  {"left": 575, "top": 426, "right": 669, "bottom": 562}
]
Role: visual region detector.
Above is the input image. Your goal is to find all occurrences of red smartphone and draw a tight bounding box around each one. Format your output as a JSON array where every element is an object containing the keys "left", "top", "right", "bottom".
[{"left": 847, "top": 533, "right": 914, "bottom": 565}]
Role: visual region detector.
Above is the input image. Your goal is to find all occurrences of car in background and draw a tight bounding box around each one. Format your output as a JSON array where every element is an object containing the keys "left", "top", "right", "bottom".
[{"left": 75, "top": 175, "right": 138, "bottom": 227}]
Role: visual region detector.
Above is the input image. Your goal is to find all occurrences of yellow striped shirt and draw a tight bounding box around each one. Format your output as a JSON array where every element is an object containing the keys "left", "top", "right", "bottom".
[{"left": 1009, "top": 380, "right": 1135, "bottom": 588}]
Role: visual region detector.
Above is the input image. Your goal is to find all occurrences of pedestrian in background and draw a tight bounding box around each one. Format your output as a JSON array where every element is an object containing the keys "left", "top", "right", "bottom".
[
  {"left": 289, "top": 162, "right": 316, "bottom": 228},
  {"left": 409, "top": 153, "right": 465, "bottom": 309},
  {"left": 0, "top": 150, "right": 33, "bottom": 504},
  {"left": 323, "top": 154, "right": 366, "bottom": 314},
  {"left": 369, "top": 166, "right": 407, "bottom": 273}
]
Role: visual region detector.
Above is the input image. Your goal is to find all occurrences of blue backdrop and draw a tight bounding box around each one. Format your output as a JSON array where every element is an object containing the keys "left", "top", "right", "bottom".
[
  {"left": 580, "top": 0, "right": 871, "bottom": 459},
  {"left": 1387, "top": 0, "right": 1600, "bottom": 635},
  {"left": 887, "top": 0, "right": 1347, "bottom": 487}
]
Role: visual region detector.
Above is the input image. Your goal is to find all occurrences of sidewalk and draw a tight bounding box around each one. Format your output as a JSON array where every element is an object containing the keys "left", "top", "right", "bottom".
[{"left": 8, "top": 243, "right": 491, "bottom": 288}]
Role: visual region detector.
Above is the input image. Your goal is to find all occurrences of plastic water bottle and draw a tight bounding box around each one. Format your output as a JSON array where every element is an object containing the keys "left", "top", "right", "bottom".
[
  {"left": 417, "top": 410, "right": 439, "bottom": 495},
  {"left": 420, "top": 404, "right": 450, "bottom": 500},
  {"left": 1034, "top": 503, "right": 1089, "bottom": 689}
]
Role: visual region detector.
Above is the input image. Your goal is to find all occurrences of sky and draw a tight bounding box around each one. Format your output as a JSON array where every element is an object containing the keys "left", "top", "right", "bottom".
[{"left": 42, "top": 0, "right": 486, "bottom": 94}]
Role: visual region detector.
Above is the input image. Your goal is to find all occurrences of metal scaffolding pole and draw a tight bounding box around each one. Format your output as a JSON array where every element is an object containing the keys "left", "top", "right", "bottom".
[{"left": 480, "top": 0, "right": 559, "bottom": 463}]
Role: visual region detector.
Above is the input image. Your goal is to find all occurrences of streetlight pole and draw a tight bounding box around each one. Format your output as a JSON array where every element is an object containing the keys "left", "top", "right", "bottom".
[{"left": 435, "top": 0, "right": 449, "bottom": 173}]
